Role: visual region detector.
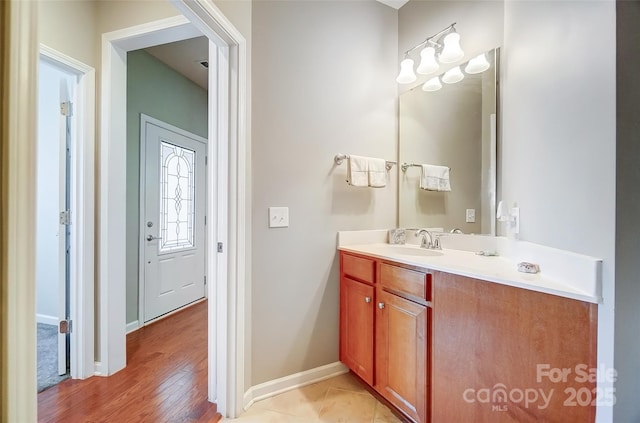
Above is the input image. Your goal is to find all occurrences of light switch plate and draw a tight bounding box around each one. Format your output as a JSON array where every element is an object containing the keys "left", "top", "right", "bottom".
[
  {"left": 268, "top": 207, "right": 289, "bottom": 228},
  {"left": 466, "top": 208, "right": 476, "bottom": 223}
]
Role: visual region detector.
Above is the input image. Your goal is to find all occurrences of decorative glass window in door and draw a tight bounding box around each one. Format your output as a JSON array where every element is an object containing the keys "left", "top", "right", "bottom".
[{"left": 159, "top": 141, "right": 196, "bottom": 252}]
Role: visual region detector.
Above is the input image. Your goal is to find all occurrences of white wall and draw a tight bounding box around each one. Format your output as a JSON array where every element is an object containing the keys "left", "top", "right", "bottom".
[
  {"left": 36, "top": 61, "right": 75, "bottom": 324},
  {"left": 501, "top": 2, "right": 616, "bottom": 422},
  {"left": 251, "top": 0, "right": 398, "bottom": 385}
]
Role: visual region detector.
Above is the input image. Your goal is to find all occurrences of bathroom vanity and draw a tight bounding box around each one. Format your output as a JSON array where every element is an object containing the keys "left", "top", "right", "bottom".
[{"left": 339, "top": 240, "right": 599, "bottom": 423}]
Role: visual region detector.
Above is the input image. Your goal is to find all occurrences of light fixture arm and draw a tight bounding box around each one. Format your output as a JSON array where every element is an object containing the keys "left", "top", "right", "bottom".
[{"left": 403, "top": 22, "right": 457, "bottom": 56}]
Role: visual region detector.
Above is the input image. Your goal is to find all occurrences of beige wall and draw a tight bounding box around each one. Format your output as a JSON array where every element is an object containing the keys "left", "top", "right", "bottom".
[
  {"left": 39, "top": 0, "right": 98, "bottom": 66},
  {"left": 251, "top": 0, "right": 398, "bottom": 385}
]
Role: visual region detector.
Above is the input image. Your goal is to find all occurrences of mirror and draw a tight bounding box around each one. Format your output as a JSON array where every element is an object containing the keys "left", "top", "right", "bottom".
[{"left": 398, "top": 48, "right": 499, "bottom": 235}]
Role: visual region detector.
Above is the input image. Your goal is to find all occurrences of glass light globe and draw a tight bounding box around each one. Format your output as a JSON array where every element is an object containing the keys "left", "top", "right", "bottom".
[
  {"left": 439, "top": 32, "right": 464, "bottom": 63},
  {"left": 396, "top": 58, "right": 417, "bottom": 84},
  {"left": 422, "top": 77, "right": 442, "bottom": 92},
  {"left": 416, "top": 46, "right": 439, "bottom": 75},
  {"left": 442, "top": 66, "right": 464, "bottom": 84},
  {"left": 465, "top": 53, "right": 490, "bottom": 74}
]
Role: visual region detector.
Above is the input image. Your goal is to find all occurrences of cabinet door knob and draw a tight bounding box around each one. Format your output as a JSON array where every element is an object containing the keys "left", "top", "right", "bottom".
[
  {"left": 378, "top": 302, "right": 385, "bottom": 309},
  {"left": 364, "top": 296, "right": 371, "bottom": 303}
]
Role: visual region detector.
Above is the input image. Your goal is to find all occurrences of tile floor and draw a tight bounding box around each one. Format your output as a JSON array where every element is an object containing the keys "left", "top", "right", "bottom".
[{"left": 223, "top": 372, "right": 405, "bottom": 423}]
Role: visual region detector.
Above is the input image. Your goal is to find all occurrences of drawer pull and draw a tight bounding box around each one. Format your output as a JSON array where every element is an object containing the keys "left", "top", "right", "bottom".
[
  {"left": 365, "top": 296, "right": 371, "bottom": 303},
  {"left": 378, "top": 302, "right": 385, "bottom": 309}
]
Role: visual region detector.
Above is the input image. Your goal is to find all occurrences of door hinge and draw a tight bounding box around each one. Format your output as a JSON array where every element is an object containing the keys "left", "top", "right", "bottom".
[
  {"left": 60, "top": 101, "right": 73, "bottom": 117},
  {"left": 204, "top": 275, "right": 207, "bottom": 285},
  {"left": 205, "top": 156, "right": 208, "bottom": 165},
  {"left": 59, "top": 210, "right": 71, "bottom": 225},
  {"left": 217, "top": 242, "right": 223, "bottom": 253},
  {"left": 204, "top": 215, "right": 207, "bottom": 225},
  {"left": 59, "top": 319, "right": 72, "bottom": 334}
]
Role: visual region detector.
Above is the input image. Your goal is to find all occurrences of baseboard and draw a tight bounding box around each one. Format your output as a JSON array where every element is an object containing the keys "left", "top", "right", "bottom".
[
  {"left": 126, "top": 320, "right": 140, "bottom": 334},
  {"left": 243, "top": 361, "right": 348, "bottom": 410},
  {"left": 94, "top": 361, "right": 103, "bottom": 376},
  {"left": 36, "top": 313, "right": 58, "bottom": 326}
]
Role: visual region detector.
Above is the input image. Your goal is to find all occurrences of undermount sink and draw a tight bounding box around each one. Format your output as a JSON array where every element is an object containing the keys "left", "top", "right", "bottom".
[{"left": 388, "top": 246, "right": 444, "bottom": 257}]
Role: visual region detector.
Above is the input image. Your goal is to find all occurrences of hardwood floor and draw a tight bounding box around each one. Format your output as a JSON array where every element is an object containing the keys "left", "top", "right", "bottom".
[{"left": 38, "top": 300, "right": 221, "bottom": 422}]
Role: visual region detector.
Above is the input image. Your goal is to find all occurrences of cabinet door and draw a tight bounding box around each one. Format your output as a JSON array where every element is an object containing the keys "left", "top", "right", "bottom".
[
  {"left": 375, "top": 289, "right": 429, "bottom": 423},
  {"left": 340, "top": 276, "right": 375, "bottom": 385}
]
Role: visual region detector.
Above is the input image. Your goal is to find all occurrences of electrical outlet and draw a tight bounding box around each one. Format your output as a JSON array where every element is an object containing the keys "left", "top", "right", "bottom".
[
  {"left": 268, "top": 207, "right": 289, "bottom": 228},
  {"left": 466, "top": 208, "right": 476, "bottom": 223}
]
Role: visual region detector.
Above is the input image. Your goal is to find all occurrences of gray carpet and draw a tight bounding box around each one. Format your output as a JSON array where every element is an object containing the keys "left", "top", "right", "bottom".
[{"left": 37, "top": 323, "right": 69, "bottom": 392}]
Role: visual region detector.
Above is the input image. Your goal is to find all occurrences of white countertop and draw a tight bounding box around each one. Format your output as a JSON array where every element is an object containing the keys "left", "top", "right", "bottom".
[{"left": 339, "top": 242, "right": 600, "bottom": 304}]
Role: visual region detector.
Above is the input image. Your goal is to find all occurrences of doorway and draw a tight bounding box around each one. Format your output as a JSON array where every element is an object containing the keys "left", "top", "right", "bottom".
[
  {"left": 100, "top": 5, "right": 248, "bottom": 416},
  {"left": 35, "top": 58, "right": 75, "bottom": 392}
]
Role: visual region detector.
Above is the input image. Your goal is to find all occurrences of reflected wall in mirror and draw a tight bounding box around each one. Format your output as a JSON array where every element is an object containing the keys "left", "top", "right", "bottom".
[{"left": 399, "top": 48, "right": 499, "bottom": 235}]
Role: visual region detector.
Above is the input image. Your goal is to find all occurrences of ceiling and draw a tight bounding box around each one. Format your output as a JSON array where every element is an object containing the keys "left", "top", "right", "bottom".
[
  {"left": 376, "top": 0, "right": 409, "bottom": 9},
  {"left": 145, "top": 36, "right": 209, "bottom": 90}
]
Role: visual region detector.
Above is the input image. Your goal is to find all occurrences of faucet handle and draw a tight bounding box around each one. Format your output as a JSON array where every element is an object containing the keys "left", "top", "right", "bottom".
[{"left": 433, "top": 233, "right": 447, "bottom": 249}]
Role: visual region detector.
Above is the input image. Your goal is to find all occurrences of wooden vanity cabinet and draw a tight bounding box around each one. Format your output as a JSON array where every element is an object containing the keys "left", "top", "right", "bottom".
[
  {"left": 340, "top": 252, "right": 430, "bottom": 423},
  {"left": 340, "top": 250, "right": 599, "bottom": 423}
]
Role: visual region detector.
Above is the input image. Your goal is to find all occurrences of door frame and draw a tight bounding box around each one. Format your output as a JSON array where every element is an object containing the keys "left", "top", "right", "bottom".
[
  {"left": 39, "top": 45, "right": 96, "bottom": 381},
  {"left": 99, "top": 1, "right": 248, "bottom": 418},
  {"left": 138, "top": 113, "right": 208, "bottom": 325}
]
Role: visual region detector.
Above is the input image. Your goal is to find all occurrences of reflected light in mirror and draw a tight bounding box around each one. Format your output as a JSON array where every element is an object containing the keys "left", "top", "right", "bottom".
[
  {"left": 442, "top": 66, "right": 464, "bottom": 84},
  {"left": 397, "top": 57, "right": 417, "bottom": 84},
  {"left": 465, "top": 53, "right": 490, "bottom": 74},
  {"left": 439, "top": 32, "right": 464, "bottom": 63},
  {"left": 422, "top": 76, "right": 442, "bottom": 92},
  {"left": 417, "top": 46, "right": 439, "bottom": 75}
]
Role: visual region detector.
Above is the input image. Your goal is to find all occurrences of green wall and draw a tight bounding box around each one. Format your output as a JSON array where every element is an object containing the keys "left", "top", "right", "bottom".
[{"left": 126, "top": 50, "right": 208, "bottom": 324}]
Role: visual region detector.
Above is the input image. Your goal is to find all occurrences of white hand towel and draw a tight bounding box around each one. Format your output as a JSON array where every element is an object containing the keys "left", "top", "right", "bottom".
[
  {"left": 420, "top": 164, "right": 451, "bottom": 192},
  {"left": 346, "top": 155, "right": 369, "bottom": 187},
  {"left": 368, "top": 158, "right": 387, "bottom": 188}
]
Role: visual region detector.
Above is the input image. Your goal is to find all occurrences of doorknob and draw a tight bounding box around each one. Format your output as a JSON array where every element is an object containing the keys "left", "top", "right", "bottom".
[
  {"left": 378, "top": 302, "right": 385, "bottom": 309},
  {"left": 364, "top": 296, "right": 371, "bottom": 303},
  {"left": 146, "top": 234, "right": 162, "bottom": 241}
]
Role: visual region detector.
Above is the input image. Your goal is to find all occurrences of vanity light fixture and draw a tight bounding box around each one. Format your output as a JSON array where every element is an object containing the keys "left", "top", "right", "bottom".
[
  {"left": 465, "top": 52, "right": 490, "bottom": 74},
  {"left": 439, "top": 32, "right": 464, "bottom": 63},
  {"left": 416, "top": 46, "right": 439, "bottom": 75},
  {"left": 396, "top": 56, "right": 417, "bottom": 84},
  {"left": 422, "top": 76, "right": 442, "bottom": 92},
  {"left": 442, "top": 66, "right": 464, "bottom": 84},
  {"left": 396, "top": 23, "right": 464, "bottom": 84}
]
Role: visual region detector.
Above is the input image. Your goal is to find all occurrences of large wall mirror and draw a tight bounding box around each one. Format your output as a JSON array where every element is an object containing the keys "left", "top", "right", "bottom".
[{"left": 398, "top": 48, "right": 499, "bottom": 235}]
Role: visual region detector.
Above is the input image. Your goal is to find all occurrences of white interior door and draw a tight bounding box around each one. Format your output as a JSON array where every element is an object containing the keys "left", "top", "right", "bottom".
[{"left": 141, "top": 115, "right": 206, "bottom": 322}]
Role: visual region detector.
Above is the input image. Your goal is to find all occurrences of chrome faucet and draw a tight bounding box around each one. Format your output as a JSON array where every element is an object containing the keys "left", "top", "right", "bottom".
[{"left": 415, "top": 229, "right": 434, "bottom": 249}]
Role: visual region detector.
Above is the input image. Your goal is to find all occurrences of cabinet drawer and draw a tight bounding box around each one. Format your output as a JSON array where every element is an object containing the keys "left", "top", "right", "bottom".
[
  {"left": 380, "top": 263, "right": 431, "bottom": 301},
  {"left": 342, "top": 254, "right": 375, "bottom": 284}
]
